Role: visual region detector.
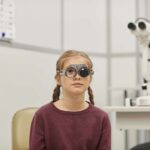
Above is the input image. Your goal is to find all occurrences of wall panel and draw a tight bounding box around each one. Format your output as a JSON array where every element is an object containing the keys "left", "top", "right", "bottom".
[
  {"left": 64, "top": 0, "right": 107, "bottom": 53},
  {"left": 15, "top": 0, "right": 61, "bottom": 49},
  {"left": 111, "top": 0, "right": 136, "bottom": 53}
]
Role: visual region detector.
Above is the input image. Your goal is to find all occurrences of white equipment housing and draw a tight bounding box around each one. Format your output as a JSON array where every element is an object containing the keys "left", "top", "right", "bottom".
[{"left": 128, "top": 18, "right": 150, "bottom": 106}]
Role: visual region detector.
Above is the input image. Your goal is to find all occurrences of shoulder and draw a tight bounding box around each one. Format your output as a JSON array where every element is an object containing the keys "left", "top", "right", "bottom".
[
  {"left": 34, "top": 102, "right": 53, "bottom": 118},
  {"left": 91, "top": 105, "right": 108, "bottom": 115},
  {"left": 91, "top": 105, "right": 111, "bottom": 129},
  {"left": 90, "top": 105, "right": 110, "bottom": 120}
]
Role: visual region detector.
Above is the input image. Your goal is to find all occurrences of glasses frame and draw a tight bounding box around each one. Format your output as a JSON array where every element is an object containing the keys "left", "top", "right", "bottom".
[{"left": 58, "top": 64, "right": 94, "bottom": 78}]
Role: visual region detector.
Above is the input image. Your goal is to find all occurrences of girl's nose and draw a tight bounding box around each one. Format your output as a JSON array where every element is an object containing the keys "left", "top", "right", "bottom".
[{"left": 73, "top": 73, "right": 81, "bottom": 80}]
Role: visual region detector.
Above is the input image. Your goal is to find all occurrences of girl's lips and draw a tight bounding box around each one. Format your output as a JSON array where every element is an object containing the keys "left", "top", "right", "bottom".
[
  {"left": 72, "top": 82, "right": 83, "bottom": 85},
  {"left": 72, "top": 83, "right": 83, "bottom": 86}
]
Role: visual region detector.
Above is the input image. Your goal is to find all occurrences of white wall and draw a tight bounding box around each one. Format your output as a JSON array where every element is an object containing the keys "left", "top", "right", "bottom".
[
  {"left": 15, "top": 0, "right": 61, "bottom": 49},
  {"left": 63, "top": 0, "right": 107, "bottom": 53},
  {"left": 0, "top": 0, "right": 148, "bottom": 149},
  {"left": 0, "top": 46, "right": 59, "bottom": 150}
]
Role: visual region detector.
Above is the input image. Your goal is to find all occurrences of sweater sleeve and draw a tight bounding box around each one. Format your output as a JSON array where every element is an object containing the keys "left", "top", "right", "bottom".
[
  {"left": 97, "top": 113, "right": 111, "bottom": 150},
  {"left": 29, "top": 112, "right": 46, "bottom": 150}
]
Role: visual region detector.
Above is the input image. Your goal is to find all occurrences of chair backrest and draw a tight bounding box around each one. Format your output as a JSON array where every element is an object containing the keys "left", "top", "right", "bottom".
[
  {"left": 130, "top": 142, "right": 150, "bottom": 150},
  {"left": 12, "top": 107, "right": 38, "bottom": 150}
]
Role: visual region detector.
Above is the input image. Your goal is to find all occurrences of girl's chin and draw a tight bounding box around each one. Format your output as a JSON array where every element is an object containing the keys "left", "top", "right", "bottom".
[{"left": 69, "top": 88, "right": 85, "bottom": 94}]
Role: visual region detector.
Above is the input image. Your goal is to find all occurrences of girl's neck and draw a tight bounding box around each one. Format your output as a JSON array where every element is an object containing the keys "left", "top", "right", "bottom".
[{"left": 54, "top": 95, "right": 89, "bottom": 111}]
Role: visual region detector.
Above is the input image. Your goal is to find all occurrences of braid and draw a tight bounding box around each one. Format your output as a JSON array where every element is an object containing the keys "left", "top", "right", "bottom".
[
  {"left": 88, "top": 86, "right": 94, "bottom": 105},
  {"left": 52, "top": 85, "right": 61, "bottom": 102}
]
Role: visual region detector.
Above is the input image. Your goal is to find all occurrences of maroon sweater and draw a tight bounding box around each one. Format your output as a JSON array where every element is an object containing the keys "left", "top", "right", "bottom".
[{"left": 29, "top": 102, "right": 111, "bottom": 150}]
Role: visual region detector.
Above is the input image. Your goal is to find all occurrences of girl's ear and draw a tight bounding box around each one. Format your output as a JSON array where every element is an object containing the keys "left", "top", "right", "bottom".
[
  {"left": 55, "top": 76, "right": 61, "bottom": 86},
  {"left": 89, "top": 76, "right": 92, "bottom": 83}
]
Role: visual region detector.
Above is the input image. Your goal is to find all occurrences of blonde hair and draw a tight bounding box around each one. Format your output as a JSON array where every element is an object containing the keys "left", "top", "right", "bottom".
[{"left": 52, "top": 50, "right": 94, "bottom": 105}]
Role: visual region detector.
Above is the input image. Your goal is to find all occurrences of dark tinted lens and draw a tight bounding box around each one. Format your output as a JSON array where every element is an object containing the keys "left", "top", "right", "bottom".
[
  {"left": 79, "top": 67, "right": 90, "bottom": 77},
  {"left": 66, "top": 67, "right": 76, "bottom": 77}
]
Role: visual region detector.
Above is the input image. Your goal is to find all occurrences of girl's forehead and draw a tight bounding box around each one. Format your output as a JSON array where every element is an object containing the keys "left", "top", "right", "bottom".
[{"left": 63, "top": 56, "right": 89, "bottom": 68}]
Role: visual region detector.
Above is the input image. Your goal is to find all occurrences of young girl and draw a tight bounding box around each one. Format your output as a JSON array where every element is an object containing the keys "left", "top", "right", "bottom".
[{"left": 29, "top": 50, "right": 111, "bottom": 150}]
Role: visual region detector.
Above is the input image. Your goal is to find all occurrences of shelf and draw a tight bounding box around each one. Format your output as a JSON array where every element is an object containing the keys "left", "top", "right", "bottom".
[
  {"left": 0, "top": 40, "right": 62, "bottom": 54},
  {"left": 104, "top": 106, "right": 150, "bottom": 112}
]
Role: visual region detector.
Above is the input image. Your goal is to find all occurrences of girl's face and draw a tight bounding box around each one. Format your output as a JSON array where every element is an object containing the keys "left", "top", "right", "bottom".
[{"left": 57, "top": 56, "right": 92, "bottom": 96}]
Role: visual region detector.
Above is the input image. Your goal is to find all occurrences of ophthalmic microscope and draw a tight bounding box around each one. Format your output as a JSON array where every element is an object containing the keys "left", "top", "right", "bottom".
[{"left": 128, "top": 18, "right": 150, "bottom": 106}]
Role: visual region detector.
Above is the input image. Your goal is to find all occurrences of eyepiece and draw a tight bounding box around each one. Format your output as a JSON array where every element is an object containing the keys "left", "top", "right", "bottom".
[
  {"left": 148, "top": 42, "right": 150, "bottom": 48},
  {"left": 2, "top": 32, "right": 5, "bottom": 37},
  {"left": 79, "top": 67, "right": 90, "bottom": 77},
  {"left": 138, "top": 21, "right": 146, "bottom": 30},
  {"left": 128, "top": 22, "right": 136, "bottom": 30}
]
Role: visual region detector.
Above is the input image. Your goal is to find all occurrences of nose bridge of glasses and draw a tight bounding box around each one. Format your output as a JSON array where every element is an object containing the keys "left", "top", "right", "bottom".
[
  {"left": 75, "top": 64, "right": 86, "bottom": 76},
  {"left": 66, "top": 64, "right": 84, "bottom": 75}
]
